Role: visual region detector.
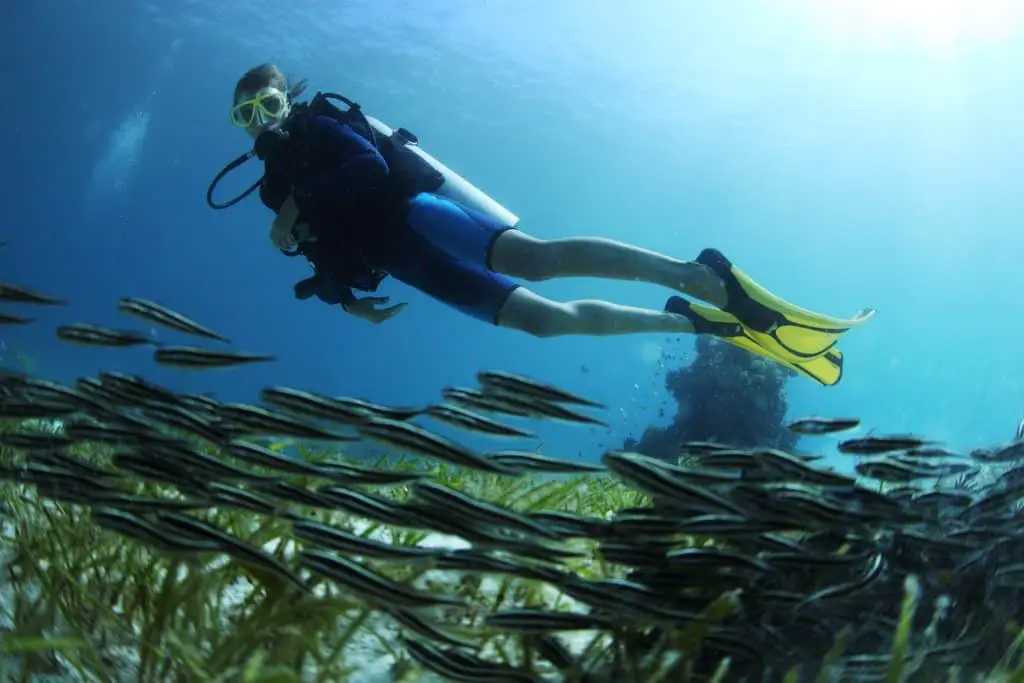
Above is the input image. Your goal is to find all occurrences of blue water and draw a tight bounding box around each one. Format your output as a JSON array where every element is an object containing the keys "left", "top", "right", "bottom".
[{"left": 4, "top": 0, "right": 1024, "bottom": 466}]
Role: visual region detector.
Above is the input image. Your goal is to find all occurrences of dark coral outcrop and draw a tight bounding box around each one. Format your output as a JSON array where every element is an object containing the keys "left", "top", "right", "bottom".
[{"left": 625, "top": 337, "right": 797, "bottom": 462}]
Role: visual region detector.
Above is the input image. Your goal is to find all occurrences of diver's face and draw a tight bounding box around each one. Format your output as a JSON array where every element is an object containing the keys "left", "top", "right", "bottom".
[{"left": 230, "top": 86, "right": 290, "bottom": 138}]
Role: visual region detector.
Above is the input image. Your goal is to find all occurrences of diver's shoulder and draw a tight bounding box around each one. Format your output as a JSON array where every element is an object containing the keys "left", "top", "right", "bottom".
[{"left": 306, "top": 113, "right": 351, "bottom": 133}]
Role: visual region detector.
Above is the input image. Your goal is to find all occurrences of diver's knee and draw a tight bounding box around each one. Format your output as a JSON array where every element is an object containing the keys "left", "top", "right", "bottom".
[
  {"left": 513, "top": 310, "right": 565, "bottom": 338},
  {"left": 522, "top": 239, "right": 565, "bottom": 282},
  {"left": 497, "top": 292, "right": 571, "bottom": 337},
  {"left": 524, "top": 317, "right": 564, "bottom": 338}
]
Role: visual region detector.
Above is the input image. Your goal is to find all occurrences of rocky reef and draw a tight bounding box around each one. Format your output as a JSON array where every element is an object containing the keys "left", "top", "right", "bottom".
[{"left": 625, "top": 337, "right": 798, "bottom": 462}]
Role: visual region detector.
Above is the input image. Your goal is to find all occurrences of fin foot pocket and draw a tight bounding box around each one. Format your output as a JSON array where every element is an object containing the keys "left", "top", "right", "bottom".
[{"left": 664, "top": 296, "right": 741, "bottom": 337}]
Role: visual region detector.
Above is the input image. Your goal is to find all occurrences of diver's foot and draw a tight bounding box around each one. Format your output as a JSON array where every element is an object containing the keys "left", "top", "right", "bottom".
[
  {"left": 670, "top": 261, "right": 729, "bottom": 308},
  {"left": 664, "top": 296, "right": 742, "bottom": 337},
  {"left": 695, "top": 248, "right": 775, "bottom": 330}
]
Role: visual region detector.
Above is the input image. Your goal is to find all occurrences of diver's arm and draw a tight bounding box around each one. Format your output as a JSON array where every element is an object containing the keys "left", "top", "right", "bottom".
[
  {"left": 269, "top": 193, "right": 302, "bottom": 250},
  {"left": 276, "top": 193, "right": 301, "bottom": 224},
  {"left": 321, "top": 284, "right": 376, "bottom": 315},
  {"left": 338, "top": 288, "right": 358, "bottom": 310},
  {"left": 340, "top": 292, "right": 407, "bottom": 324},
  {"left": 259, "top": 162, "right": 291, "bottom": 213},
  {"left": 317, "top": 273, "right": 404, "bottom": 323}
]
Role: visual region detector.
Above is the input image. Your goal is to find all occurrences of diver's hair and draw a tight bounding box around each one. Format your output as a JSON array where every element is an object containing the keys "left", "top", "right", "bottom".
[{"left": 233, "top": 63, "right": 309, "bottom": 104}]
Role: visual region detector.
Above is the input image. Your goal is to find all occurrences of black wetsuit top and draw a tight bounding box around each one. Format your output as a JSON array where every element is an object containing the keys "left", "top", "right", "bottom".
[{"left": 259, "top": 113, "right": 405, "bottom": 302}]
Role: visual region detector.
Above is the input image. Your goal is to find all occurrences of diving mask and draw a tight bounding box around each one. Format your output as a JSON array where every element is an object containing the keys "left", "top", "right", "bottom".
[{"left": 230, "top": 89, "right": 288, "bottom": 128}]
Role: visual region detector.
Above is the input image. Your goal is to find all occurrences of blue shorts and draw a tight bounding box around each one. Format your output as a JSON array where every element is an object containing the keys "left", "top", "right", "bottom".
[{"left": 375, "top": 193, "right": 520, "bottom": 324}]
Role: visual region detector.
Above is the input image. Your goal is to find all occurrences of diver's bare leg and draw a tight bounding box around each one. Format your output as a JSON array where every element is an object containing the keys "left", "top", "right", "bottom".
[
  {"left": 489, "top": 230, "right": 727, "bottom": 307},
  {"left": 495, "top": 287, "right": 696, "bottom": 337}
]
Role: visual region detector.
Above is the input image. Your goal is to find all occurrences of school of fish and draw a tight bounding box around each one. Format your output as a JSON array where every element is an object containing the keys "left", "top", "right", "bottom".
[{"left": 3, "top": 275, "right": 1024, "bottom": 682}]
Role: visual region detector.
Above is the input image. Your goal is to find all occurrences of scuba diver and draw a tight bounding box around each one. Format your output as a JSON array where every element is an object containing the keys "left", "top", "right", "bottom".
[{"left": 207, "top": 63, "right": 875, "bottom": 387}]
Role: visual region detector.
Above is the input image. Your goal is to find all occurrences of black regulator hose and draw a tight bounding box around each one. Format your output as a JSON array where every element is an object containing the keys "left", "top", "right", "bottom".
[{"left": 206, "top": 150, "right": 261, "bottom": 210}]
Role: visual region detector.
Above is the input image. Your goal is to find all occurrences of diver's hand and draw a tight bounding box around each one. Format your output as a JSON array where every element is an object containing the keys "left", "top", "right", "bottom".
[
  {"left": 270, "top": 194, "right": 301, "bottom": 251},
  {"left": 270, "top": 215, "right": 297, "bottom": 251},
  {"left": 343, "top": 296, "right": 407, "bottom": 324}
]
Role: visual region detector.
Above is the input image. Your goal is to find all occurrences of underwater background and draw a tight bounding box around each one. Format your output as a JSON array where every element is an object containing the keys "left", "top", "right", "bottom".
[{"left": 4, "top": 0, "right": 1024, "bottom": 466}]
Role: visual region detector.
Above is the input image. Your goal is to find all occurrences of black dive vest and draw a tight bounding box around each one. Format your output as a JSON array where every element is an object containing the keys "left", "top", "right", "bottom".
[
  {"left": 260, "top": 92, "right": 447, "bottom": 295},
  {"left": 288, "top": 92, "right": 445, "bottom": 202}
]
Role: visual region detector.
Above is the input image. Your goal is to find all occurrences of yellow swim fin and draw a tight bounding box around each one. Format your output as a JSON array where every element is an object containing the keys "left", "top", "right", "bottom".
[
  {"left": 775, "top": 343, "right": 843, "bottom": 386},
  {"left": 695, "top": 248, "right": 874, "bottom": 364},
  {"left": 665, "top": 297, "right": 844, "bottom": 386}
]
